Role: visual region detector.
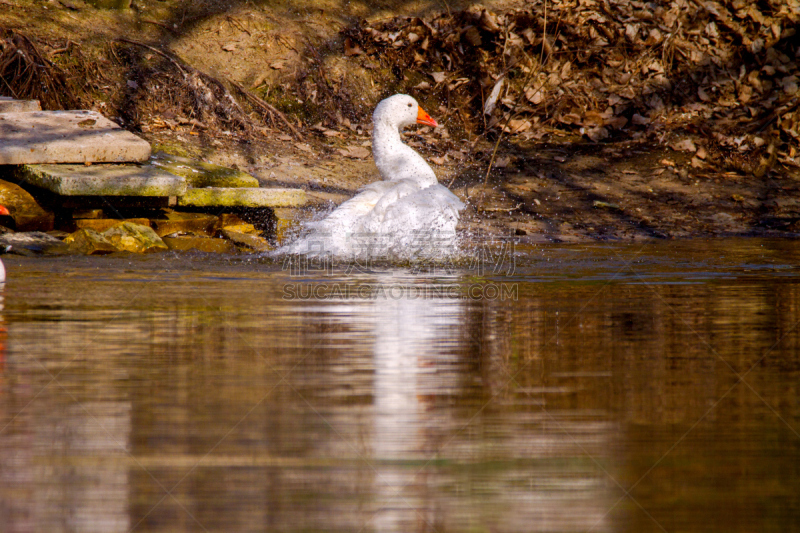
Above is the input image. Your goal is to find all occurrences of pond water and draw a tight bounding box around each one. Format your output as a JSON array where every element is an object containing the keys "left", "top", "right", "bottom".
[{"left": 0, "top": 238, "right": 799, "bottom": 532}]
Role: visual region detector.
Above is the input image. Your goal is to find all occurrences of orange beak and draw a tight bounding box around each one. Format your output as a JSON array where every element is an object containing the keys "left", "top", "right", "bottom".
[
  {"left": 416, "top": 105, "right": 438, "bottom": 128},
  {"left": 0, "top": 206, "right": 9, "bottom": 216}
]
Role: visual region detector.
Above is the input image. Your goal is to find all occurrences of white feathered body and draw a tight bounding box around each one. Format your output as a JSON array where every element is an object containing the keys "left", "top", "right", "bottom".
[{"left": 279, "top": 95, "right": 465, "bottom": 259}]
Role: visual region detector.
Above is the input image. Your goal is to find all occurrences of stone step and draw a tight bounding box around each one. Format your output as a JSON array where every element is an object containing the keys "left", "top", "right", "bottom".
[
  {"left": 178, "top": 187, "right": 307, "bottom": 208},
  {"left": 150, "top": 152, "right": 259, "bottom": 188},
  {"left": 0, "top": 110, "right": 151, "bottom": 165},
  {"left": 12, "top": 163, "right": 187, "bottom": 196},
  {"left": 0, "top": 97, "right": 41, "bottom": 113}
]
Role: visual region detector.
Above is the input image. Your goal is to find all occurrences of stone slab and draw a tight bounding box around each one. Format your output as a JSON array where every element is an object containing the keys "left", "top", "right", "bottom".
[
  {"left": 150, "top": 152, "right": 259, "bottom": 188},
  {"left": 14, "top": 163, "right": 187, "bottom": 196},
  {"left": 0, "top": 97, "right": 41, "bottom": 113},
  {"left": 0, "top": 110, "right": 151, "bottom": 164},
  {"left": 178, "top": 187, "right": 307, "bottom": 208}
]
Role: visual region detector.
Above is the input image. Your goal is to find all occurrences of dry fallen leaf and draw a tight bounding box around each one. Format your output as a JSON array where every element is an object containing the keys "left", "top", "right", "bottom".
[
  {"left": 429, "top": 155, "right": 447, "bottom": 165},
  {"left": 484, "top": 77, "right": 504, "bottom": 115},
  {"left": 222, "top": 43, "right": 237, "bottom": 52},
  {"left": 583, "top": 111, "right": 606, "bottom": 127},
  {"left": 431, "top": 71, "right": 446, "bottom": 84},
  {"left": 338, "top": 145, "right": 370, "bottom": 159},
  {"left": 606, "top": 116, "right": 628, "bottom": 129},
  {"left": 504, "top": 119, "right": 531, "bottom": 133},
  {"left": 583, "top": 126, "right": 609, "bottom": 142},
  {"left": 670, "top": 139, "right": 697, "bottom": 152},
  {"left": 446, "top": 150, "right": 467, "bottom": 160},
  {"left": 344, "top": 37, "right": 363, "bottom": 56},
  {"left": 494, "top": 156, "right": 511, "bottom": 168},
  {"left": 295, "top": 143, "right": 313, "bottom": 153}
]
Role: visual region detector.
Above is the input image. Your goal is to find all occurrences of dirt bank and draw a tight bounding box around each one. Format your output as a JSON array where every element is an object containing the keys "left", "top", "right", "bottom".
[{"left": 2, "top": 0, "right": 799, "bottom": 242}]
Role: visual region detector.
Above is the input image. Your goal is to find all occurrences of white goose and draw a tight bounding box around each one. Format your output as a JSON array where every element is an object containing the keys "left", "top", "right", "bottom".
[{"left": 279, "top": 94, "right": 465, "bottom": 259}]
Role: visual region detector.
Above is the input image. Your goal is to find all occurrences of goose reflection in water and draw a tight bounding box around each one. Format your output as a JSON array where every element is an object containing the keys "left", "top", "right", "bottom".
[{"left": 313, "top": 271, "right": 615, "bottom": 533}]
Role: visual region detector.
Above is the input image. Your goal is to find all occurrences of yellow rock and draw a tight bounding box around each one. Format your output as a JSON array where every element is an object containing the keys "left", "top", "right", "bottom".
[
  {"left": 75, "top": 218, "right": 151, "bottom": 233},
  {"left": 0, "top": 179, "right": 55, "bottom": 231},
  {"left": 64, "top": 228, "right": 118, "bottom": 255},
  {"left": 220, "top": 223, "right": 260, "bottom": 235},
  {"left": 151, "top": 210, "right": 218, "bottom": 237},
  {"left": 220, "top": 229, "right": 273, "bottom": 252},
  {"left": 272, "top": 208, "right": 314, "bottom": 245},
  {"left": 103, "top": 222, "right": 168, "bottom": 253},
  {"left": 163, "top": 236, "right": 237, "bottom": 253}
]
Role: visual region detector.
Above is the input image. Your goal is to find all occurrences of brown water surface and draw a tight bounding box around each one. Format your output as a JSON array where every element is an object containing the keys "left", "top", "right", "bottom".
[{"left": 0, "top": 239, "right": 799, "bottom": 532}]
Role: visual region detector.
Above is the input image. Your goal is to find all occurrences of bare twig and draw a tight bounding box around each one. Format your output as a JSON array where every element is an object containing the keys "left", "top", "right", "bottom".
[
  {"left": 116, "top": 38, "right": 185, "bottom": 73},
  {"left": 228, "top": 79, "right": 303, "bottom": 140},
  {"left": 483, "top": 0, "right": 550, "bottom": 186}
]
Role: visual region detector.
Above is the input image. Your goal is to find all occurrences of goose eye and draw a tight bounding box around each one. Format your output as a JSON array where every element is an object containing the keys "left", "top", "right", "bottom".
[{"left": 407, "top": 103, "right": 412, "bottom": 107}]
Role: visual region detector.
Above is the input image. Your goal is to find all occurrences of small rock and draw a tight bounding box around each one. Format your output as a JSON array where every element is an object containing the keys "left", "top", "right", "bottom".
[
  {"left": 75, "top": 218, "right": 151, "bottom": 233},
  {"left": 64, "top": 228, "right": 118, "bottom": 255},
  {"left": 151, "top": 210, "right": 218, "bottom": 237},
  {"left": 220, "top": 229, "right": 273, "bottom": 252},
  {"left": 103, "top": 222, "right": 168, "bottom": 253},
  {"left": 592, "top": 200, "right": 622, "bottom": 211},
  {"left": 216, "top": 213, "right": 247, "bottom": 229},
  {"left": 0, "top": 179, "right": 55, "bottom": 231},
  {"left": 0, "top": 231, "right": 69, "bottom": 255},
  {"left": 272, "top": 208, "right": 314, "bottom": 245},
  {"left": 220, "top": 222, "right": 260, "bottom": 235}
]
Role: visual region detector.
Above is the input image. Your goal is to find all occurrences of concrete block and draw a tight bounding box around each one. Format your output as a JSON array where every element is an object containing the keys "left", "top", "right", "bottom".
[
  {"left": 178, "top": 187, "right": 307, "bottom": 208},
  {"left": 14, "top": 163, "right": 187, "bottom": 196},
  {"left": 150, "top": 152, "right": 259, "bottom": 188},
  {"left": 0, "top": 110, "right": 151, "bottom": 164},
  {"left": 0, "top": 97, "right": 41, "bottom": 113}
]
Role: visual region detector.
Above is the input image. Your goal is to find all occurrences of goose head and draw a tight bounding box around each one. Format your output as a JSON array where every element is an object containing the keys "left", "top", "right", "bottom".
[{"left": 373, "top": 94, "right": 438, "bottom": 131}]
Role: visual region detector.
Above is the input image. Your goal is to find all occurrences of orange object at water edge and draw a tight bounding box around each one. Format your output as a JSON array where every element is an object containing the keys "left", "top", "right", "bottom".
[{"left": 416, "top": 106, "right": 438, "bottom": 128}]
